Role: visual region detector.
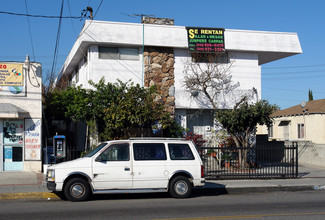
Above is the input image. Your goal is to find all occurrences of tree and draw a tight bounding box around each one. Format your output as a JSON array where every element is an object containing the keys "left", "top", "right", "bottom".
[
  {"left": 308, "top": 89, "right": 314, "bottom": 101},
  {"left": 216, "top": 100, "right": 278, "bottom": 167},
  {"left": 101, "top": 80, "right": 171, "bottom": 139},
  {"left": 45, "top": 78, "right": 183, "bottom": 150},
  {"left": 183, "top": 53, "right": 239, "bottom": 109}
]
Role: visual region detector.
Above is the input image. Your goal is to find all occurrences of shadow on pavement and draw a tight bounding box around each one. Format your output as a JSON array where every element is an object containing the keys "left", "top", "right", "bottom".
[{"left": 88, "top": 182, "right": 227, "bottom": 201}]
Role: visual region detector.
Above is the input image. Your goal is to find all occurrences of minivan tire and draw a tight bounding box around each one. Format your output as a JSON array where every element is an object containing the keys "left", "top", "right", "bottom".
[
  {"left": 64, "top": 178, "right": 91, "bottom": 202},
  {"left": 169, "top": 176, "right": 192, "bottom": 198}
]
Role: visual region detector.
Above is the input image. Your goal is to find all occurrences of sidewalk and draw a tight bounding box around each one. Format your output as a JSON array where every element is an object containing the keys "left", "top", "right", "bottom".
[
  {"left": 0, "top": 165, "right": 324, "bottom": 200},
  {"left": 204, "top": 165, "right": 325, "bottom": 194},
  {"left": 0, "top": 172, "right": 57, "bottom": 200}
]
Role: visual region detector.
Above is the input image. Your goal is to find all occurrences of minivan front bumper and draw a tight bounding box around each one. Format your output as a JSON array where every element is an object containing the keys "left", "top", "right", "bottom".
[{"left": 46, "top": 181, "right": 57, "bottom": 191}]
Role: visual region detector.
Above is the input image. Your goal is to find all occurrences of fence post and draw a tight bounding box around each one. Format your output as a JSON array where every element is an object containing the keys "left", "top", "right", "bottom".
[{"left": 295, "top": 142, "right": 299, "bottom": 177}]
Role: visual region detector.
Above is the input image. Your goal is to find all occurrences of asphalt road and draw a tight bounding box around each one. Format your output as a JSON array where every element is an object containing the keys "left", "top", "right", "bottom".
[{"left": 1, "top": 191, "right": 325, "bottom": 219}]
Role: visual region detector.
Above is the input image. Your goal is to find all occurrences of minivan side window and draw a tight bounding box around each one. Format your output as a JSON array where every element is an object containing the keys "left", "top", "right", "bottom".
[
  {"left": 168, "top": 144, "right": 195, "bottom": 160},
  {"left": 133, "top": 143, "right": 167, "bottom": 160},
  {"left": 97, "top": 143, "right": 129, "bottom": 161}
]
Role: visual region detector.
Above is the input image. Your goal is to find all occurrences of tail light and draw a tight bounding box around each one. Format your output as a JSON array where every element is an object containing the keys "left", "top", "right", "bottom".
[{"left": 201, "top": 165, "right": 204, "bottom": 178}]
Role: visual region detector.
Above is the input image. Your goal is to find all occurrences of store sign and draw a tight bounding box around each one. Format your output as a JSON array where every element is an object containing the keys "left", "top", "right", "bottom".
[
  {"left": 0, "top": 63, "right": 24, "bottom": 86},
  {"left": 186, "top": 27, "right": 225, "bottom": 53},
  {"left": 25, "top": 119, "right": 41, "bottom": 161}
]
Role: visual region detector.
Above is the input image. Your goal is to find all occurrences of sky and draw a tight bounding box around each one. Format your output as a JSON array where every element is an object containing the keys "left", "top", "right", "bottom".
[{"left": 1, "top": 0, "right": 325, "bottom": 109}]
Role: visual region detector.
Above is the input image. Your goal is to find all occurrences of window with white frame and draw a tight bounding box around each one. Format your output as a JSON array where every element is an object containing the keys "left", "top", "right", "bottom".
[
  {"left": 99, "top": 46, "right": 139, "bottom": 60},
  {"left": 297, "top": 123, "right": 305, "bottom": 139}
]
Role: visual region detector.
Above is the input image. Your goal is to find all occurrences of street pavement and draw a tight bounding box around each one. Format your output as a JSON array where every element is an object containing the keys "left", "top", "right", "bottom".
[{"left": 0, "top": 165, "right": 325, "bottom": 200}]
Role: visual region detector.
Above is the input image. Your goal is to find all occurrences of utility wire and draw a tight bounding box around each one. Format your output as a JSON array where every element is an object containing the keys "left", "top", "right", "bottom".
[
  {"left": 263, "top": 86, "right": 325, "bottom": 94},
  {"left": 263, "top": 69, "right": 325, "bottom": 75},
  {"left": 263, "top": 63, "right": 325, "bottom": 69},
  {"left": 24, "top": 0, "right": 35, "bottom": 61},
  {"left": 50, "top": 0, "right": 64, "bottom": 83},
  {"left": 0, "top": 10, "right": 82, "bottom": 19},
  {"left": 67, "top": 0, "right": 78, "bottom": 37},
  {"left": 57, "top": 1, "right": 103, "bottom": 82},
  {"left": 94, "top": 0, "right": 103, "bottom": 18}
]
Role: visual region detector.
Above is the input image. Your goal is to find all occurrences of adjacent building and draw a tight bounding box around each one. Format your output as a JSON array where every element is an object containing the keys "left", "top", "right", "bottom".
[
  {"left": 0, "top": 56, "right": 42, "bottom": 172},
  {"left": 56, "top": 17, "right": 302, "bottom": 146},
  {"left": 266, "top": 99, "right": 325, "bottom": 143},
  {"left": 257, "top": 99, "right": 325, "bottom": 167}
]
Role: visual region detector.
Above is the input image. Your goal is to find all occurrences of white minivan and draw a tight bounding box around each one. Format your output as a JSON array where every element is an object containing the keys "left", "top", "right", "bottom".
[{"left": 45, "top": 138, "right": 205, "bottom": 201}]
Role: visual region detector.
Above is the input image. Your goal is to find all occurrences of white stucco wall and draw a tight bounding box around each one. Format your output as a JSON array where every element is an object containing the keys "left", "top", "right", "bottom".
[{"left": 174, "top": 49, "right": 261, "bottom": 109}]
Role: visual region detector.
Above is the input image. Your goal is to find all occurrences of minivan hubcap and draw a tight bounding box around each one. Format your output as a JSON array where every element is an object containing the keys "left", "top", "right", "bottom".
[
  {"left": 71, "top": 184, "right": 85, "bottom": 198},
  {"left": 175, "top": 180, "right": 188, "bottom": 195}
]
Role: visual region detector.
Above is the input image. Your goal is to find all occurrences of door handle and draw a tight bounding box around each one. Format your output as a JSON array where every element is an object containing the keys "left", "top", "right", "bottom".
[{"left": 125, "top": 167, "right": 130, "bottom": 171}]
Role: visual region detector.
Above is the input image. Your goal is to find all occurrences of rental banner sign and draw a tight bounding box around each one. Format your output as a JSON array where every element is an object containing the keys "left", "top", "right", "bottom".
[
  {"left": 0, "top": 63, "right": 23, "bottom": 86},
  {"left": 186, "top": 27, "right": 225, "bottom": 53}
]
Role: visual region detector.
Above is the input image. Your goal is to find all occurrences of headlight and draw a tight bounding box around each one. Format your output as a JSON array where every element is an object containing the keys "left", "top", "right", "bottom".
[{"left": 47, "top": 169, "right": 55, "bottom": 182}]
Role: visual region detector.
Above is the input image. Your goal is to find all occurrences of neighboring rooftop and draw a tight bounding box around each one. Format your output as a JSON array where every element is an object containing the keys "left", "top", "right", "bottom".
[{"left": 272, "top": 99, "right": 325, "bottom": 117}]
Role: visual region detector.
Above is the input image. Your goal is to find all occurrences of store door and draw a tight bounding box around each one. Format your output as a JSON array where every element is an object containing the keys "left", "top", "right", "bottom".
[{"left": 2, "top": 119, "right": 24, "bottom": 171}]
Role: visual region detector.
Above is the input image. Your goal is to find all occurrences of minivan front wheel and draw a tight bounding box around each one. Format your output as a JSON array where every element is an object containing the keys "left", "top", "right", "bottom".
[
  {"left": 169, "top": 176, "right": 192, "bottom": 198},
  {"left": 64, "top": 178, "right": 91, "bottom": 202}
]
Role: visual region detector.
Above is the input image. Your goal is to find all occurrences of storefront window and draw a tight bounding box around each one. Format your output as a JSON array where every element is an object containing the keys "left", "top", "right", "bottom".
[
  {"left": 3, "top": 119, "right": 24, "bottom": 171},
  {"left": 3, "top": 119, "right": 24, "bottom": 144}
]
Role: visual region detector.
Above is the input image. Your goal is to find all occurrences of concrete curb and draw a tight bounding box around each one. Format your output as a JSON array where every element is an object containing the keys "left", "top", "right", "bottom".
[
  {"left": 194, "top": 184, "right": 325, "bottom": 196},
  {"left": 0, "top": 192, "right": 59, "bottom": 200}
]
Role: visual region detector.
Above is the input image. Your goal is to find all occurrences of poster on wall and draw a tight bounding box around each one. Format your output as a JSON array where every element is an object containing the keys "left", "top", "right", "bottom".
[
  {"left": 0, "top": 62, "right": 25, "bottom": 96},
  {"left": 4, "top": 146, "right": 13, "bottom": 162},
  {"left": 3, "top": 119, "right": 24, "bottom": 144},
  {"left": 24, "top": 119, "right": 41, "bottom": 161},
  {"left": 186, "top": 27, "right": 225, "bottom": 53}
]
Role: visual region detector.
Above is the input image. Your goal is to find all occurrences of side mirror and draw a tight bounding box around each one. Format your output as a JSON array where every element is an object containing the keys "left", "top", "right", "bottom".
[
  {"left": 95, "top": 154, "right": 107, "bottom": 162},
  {"left": 95, "top": 155, "right": 103, "bottom": 162}
]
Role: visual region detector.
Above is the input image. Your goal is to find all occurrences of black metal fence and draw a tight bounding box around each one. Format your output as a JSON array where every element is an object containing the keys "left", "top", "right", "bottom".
[{"left": 198, "top": 142, "right": 298, "bottom": 180}]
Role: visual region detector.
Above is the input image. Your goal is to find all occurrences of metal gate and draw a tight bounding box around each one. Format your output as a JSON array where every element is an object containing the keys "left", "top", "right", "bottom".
[{"left": 198, "top": 142, "right": 298, "bottom": 180}]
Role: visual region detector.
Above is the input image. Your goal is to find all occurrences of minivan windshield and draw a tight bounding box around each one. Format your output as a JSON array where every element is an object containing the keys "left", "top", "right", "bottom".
[{"left": 83, "top": 143, "right": 107, "bottom": 157}]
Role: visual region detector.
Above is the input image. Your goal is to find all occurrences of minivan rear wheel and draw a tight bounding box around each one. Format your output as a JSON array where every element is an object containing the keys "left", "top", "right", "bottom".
[
  {"left": 64, "top": 178, "right": 91, "bottom": 202},
  {"left": 169, "top": 176, "right": 192, "bottom": 198}
]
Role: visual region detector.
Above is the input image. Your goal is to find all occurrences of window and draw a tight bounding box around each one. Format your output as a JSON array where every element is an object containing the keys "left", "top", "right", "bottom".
[
  {"left": 133, "top": 143, "right": 166, "bottom": 160},
  {"left": 168, "top": 144, "right": 194, "bottom": 160},
  {"left": 12, "top": 147, "right": 23, "bottom": 162},
  {"left": 298, "top": 123, "right": 305, "bottom": 139},
  {"left": 191, "top": 52, "right": 228, "bottom": 63},
  {"left": 99, "top": 46, "right": 139, "bottom": 60},
  {"left": 98, "top": 144, "right": 129, "bottom": 161},
  {"left": 84, "top": 143, "right": 107, "bottom": 157},
  {"left": 83, "top": 54, "right": 88, "bottom": 66},
  {"left": 268, "top": 125, "right": 273, "bottom": 138}
]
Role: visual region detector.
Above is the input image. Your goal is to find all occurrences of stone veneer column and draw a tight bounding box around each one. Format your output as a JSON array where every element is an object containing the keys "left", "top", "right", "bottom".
[
  {"left": 142, "top": 17, "right": 175, "bottom": 116},
  {"left": 143, "top": 47, "right": 175, "bottom": 116}
]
